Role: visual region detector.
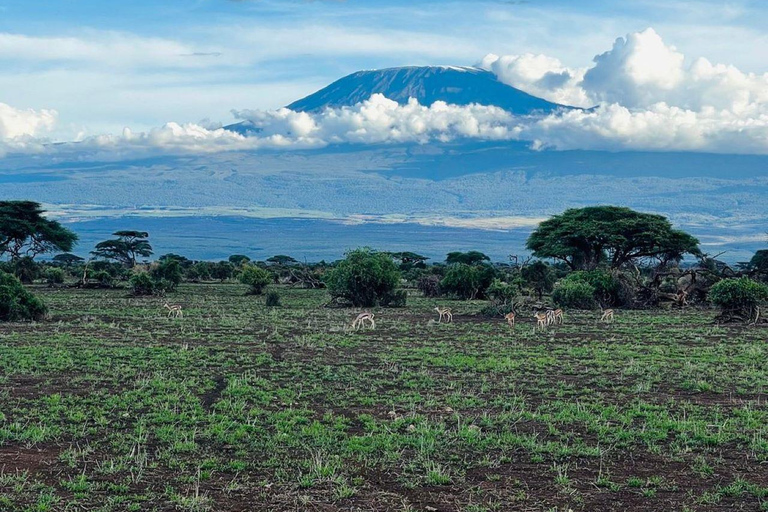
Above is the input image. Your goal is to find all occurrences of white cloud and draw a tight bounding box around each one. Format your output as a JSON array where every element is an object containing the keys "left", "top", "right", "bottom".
[
  {"left": 234, "top": 95, "right": 517, "bottom": 144},
  {"left": 483, "top": 27, "right": 768, "bottom": 114},
  {"left": 0, "top": 102, "right": 56, "bottom": 155},
  {"left": 5, "top": 27, "right": 768, "bottom": 157},
  {"left": 478, "top": 53, "right": 590, "bottom": 108},
  {"left": 35, "top": 92, "right": 767, "bottom": 157}
]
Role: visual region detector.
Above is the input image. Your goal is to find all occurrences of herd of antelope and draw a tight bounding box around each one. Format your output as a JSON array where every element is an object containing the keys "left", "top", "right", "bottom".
[
  {"left": 350, "top": 304, "right": 615, "bottom": 331},
  {"left": 161, "top": 298, "right": 617, "bottom": 331},
  {"left": 160, "top": 298, "right": 616, "bottom": 333}
]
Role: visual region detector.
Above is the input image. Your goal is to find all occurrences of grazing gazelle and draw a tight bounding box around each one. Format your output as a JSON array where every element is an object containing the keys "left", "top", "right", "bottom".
[
  {"left": 600, "top": 307, "right": 615, "bottom": 323},
  {"left": 351, "top": 311, "right": 375, "bottom": 330},
  {"left": 548, "top": 308, "right": 563, "bottom": 325},
  {"left": 434, "top": 306, "right": 453, "bottom": 323},
  {"left": 164, "top": 303, "right": 183, "bottom": 319},
  {"left": 504, "top": 311, "right": 516, "bottom": 328},
  {"left": 533, "top": 310, "right": 549, "bottom": 332}
]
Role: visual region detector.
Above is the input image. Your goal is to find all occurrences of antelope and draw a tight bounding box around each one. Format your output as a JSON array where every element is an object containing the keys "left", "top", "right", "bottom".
[
  {"left": 750, "top": 305, "right": 761, "bottom": 325},
  {"left": 675, "top": 290, "right": 689, "bottom": 307},
  {"left": 351, "top": 311, "right": 375, "bottom": 330},
  {"left": 533, "top": 310, "right": 548, "bottom": 332},
  {"left": 434, "top": 306, "right": 453, "bottom": 323},
  {"left": 599, "top": 307, "right": 614, "bottom": 323},
  {"left": 504, "top": 311, "right": 515, "bottom": 328},
  {"left": 164, "top": 303, "right": 183, "bottom": 319},
  {"left": 547, "top": 308, "right": 563, "bottom": 325}
]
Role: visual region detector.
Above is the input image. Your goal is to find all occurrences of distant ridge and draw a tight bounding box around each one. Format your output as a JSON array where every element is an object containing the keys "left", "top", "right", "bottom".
[{"left": 226, "top": 65, "right": 569, "bottom": 135}]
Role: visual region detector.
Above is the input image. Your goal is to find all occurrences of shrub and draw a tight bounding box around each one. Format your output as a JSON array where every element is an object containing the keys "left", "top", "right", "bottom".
[
  {"left": 382, "top": 289, "right": 408, "bottom": 307},
  {"left": 486, "top": 278, "right": 520, "bottom": 304},
  {"left": 324, "top": 248, "right": 402, "bottom": 307},
  {"left": 417, "top": 275, "right": 442, "bottom": 298},
  {"left": 13, "top": 256, "right": 40, "bottom": 283},
  {"left": 91, "top": 270, "right": 115, "bottom": 288},
  {"left": 440, "top": 263, "right": 496, "bottom": 300},
  {"left": 186, "top": 261, "right": 212, "bottom": 282},
  {"left": 45, "top": 267, "right": 65, "bottom": 285},
  {"left": 479, "top": 301, "right": 516, "bottom": 318},
  {"left": 239, "top": 265, "right": 273, "bottom": 295},
  {"left": 520, "top": 260, "right": 556, "bottom": 299},
  {"left": 569, "top": 270, "right": 619, "bottom": 303},
  {"left": 709, "top": 277, "right": 768, "bottom": 323},
  {"left": 0, "top": 271, "right": 47, "bottom": 321},
  {"left": 151, "top": 259, "right": 183, "bottom": 292},
  {"left": 553, "top": 280, "right": 597, "bottom": 309},
  {"left": 265, "top": 289, "right": 282, "bottom": 307},
  {"left": 211, "top": 261, "right": 235, "bottom": 282},
  {"left": 130, "top": 272, "right": 157, "bottom": 296}
]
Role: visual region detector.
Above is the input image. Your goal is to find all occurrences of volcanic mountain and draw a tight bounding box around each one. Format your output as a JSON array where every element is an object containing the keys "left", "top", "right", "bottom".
[{"left": 226, "top": 65, "right": 568, "bottom": 135}]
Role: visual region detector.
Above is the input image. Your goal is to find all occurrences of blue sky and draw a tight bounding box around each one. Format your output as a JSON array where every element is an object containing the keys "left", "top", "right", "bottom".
[{"left": 1, "top": 0, "right": 767, "bottom": 139}]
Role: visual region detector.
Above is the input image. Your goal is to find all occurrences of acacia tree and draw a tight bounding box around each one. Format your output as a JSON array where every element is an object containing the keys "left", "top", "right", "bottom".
[
  {"left": 526, "top": 206, "right": 700, "bottom": 270},
  {"left": 446, "top": 251, "right": 490, "bottom": 266},
  {"left": 52, "top": 253, "right": 84, "bottom": 267},
  {"left": 0, "top": 201, "right": 78, "bottom": 261},
  {"left": 92, "top": 231, "right": 153, "bottom": 267}
]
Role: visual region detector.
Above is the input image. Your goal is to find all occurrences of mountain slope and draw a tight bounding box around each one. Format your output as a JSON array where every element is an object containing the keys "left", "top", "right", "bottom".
[
  {"left": 288, "top": 66, "right": 565, "bottom": 113},
  {"left": 226, "top": 66, "right": 567, "bottom": 135}
]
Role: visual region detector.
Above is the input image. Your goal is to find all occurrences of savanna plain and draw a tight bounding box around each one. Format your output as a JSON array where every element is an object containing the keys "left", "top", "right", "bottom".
[{"left": 1, "top": 284, "right": 767, "bottom": 511}]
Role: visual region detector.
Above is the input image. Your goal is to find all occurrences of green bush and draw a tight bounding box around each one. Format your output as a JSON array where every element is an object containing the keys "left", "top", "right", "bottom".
[
  {"left": 417, "top": 275, "right": 442, "bottom": 298},
  {"left": 265, "top": 289, "right": 281, "bottom": 307},
  {"left": 186, "top": 261, "right": 212, "bottom": 282},
  {"left": 130, "top": 272, "right": 157, "bottom": 296},
  {"left": 440, "top": 263, "right": 496, "bottom": 300},
  {"left": 568, "top": 270, "right": 619, "bottom": 303},
  {"left": 13, "top": 256, "right": 40, "bottom": 283},
  {"left": 239, "top": 265, "right": 273, "bottom": 295},
  {"left": 479, "top": 301, "right": 516, "bottom": 318},
  {"left": 91, "top": 270, "right": 115, "bottom": 288},
  {"left": 324, "top": 248, "right": 403, "bottom": 307},
  {"left": 151, "top": 259, "right": 183, "bottom": 292},
  {"left": 45, "top": 267, "right": 65, "bottom": 285},
  {"left": 383, "top": 288, "right": 408, "bottom": 307},
  {"left": 0, "top": 271, "right": 47, "bottom": 321},
  {"left": 486, "top": 278, "right": 520, "bottom": 304},
  {"left": 709, "top": 277, "right": 768, "bottom": 322},
  {"left": 553, "top": 280, "right": 597, "bottom": 309},
  {"left": 520, "top": 260, "right": 556, "bottom": 299}
]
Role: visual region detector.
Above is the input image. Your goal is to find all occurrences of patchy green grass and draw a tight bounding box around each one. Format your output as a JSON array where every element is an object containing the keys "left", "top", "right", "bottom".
[{"left": 0, "top": 284, "right": 766, "bottom": 511}]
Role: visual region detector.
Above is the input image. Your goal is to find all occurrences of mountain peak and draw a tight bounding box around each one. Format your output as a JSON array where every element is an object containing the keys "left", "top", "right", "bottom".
[{"left": 287, "top": 65, "right": 565, "bottom": 114}]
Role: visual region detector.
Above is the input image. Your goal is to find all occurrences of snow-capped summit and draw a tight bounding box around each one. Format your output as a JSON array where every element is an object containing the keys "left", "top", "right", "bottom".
[
  {"left": 288, "top": 65, "right": 566, "bottom": 114},
  {"left": 226, "top": 65, "right": 568, "bottom": 135}
]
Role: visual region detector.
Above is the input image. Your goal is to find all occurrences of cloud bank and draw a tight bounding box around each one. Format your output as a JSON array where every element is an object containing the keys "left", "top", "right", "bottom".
[
  {"left": 0, "top": 102, "right": 56, "bottom": 155},
  {"left": 4, "top": 28, "right": 768, "bottom": 157}
]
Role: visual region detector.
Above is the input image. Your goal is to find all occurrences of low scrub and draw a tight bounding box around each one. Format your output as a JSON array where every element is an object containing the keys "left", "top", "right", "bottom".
[
  {"left": 553, "top": 280, "right": 597, "bottom": 309},
  {"left": 239, "top": 265, "right": 273, "bottom": 295},
  {"left": 709, "top": 277, "right": 768, "bottom": 323},
  {"left": 0, "top": 271, "right": 47, "bottom": 321},
  {"left": 324, "top": 248, "right": 403, "bottom": 307}
]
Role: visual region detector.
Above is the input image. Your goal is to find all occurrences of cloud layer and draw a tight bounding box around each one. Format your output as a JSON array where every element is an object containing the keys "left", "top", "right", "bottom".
[{"left": 3, "top": 28, "right": 768, "bottom": 157}]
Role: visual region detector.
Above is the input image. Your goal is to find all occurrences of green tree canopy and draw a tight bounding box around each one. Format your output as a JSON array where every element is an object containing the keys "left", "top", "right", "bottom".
[
  {"left": 52, "top": 253, "right": 84, "bottom": 266},
  {"left": 91, "top": 231, "right": 152, "bottom": 267},
  {"left": 266, "top": 255, "right": 298, "bottom": 265},
  {"left": 526, "top": 206, "right": 700, "bottom": 270},
  {"left": 750, "top": 250, "right": 768, "bottom": 273},
  {"left": 520, "top": 260, "right": 556, "bottom": 300},
  {"left": 324, "top": 248, "right": 403, "bottom": 307},
  {"left": 446, "top": 251, "right": 490, "bottom": 266},
  {"left": 228, "top": 254, "right": 251, "bottom": 267},
  {"left": 0, "top": 201, "right": 78, "bottom": 261},
  {"left": 0, "top": 270, "right": 47, "bottom": 321}
]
